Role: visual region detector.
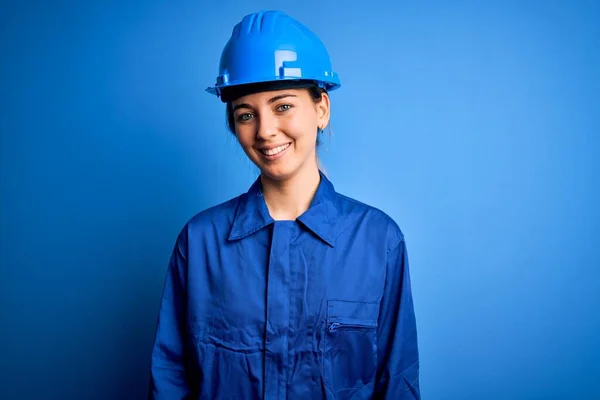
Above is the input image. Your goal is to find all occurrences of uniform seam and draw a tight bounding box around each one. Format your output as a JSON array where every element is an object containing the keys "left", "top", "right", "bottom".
[
  {"left": 387, "top": 236, "right": 404, "bottom": 255},
  {"left": 379, "top": 359, "right": 419, "bottom": 386}
]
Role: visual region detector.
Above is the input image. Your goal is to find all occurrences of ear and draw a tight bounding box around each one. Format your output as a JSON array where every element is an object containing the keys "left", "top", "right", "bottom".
[{"left": 316, "top": 92, "right": 331, "bottom": 129}]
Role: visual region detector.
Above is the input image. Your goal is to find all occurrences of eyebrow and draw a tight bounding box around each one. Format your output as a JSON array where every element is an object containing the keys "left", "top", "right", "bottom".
[
  {"left": 232, "top": 93, "right": 297, "bottom": 112},
  {"left": 268, "top": 93, "right": 297, "bottom": 103}
]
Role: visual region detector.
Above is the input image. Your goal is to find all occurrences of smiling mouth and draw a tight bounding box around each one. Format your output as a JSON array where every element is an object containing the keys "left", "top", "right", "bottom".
[{"left": 260, "top": 143, "right": 291, "bottom": 156}]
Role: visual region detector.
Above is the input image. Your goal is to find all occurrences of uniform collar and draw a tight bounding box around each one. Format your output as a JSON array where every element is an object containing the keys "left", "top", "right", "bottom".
[{"left": 228, "top": 171, "right": 338, "bottom": 247}]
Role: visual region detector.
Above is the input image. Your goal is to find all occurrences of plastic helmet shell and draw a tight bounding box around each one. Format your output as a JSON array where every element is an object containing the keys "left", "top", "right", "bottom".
[{"left": 206, "top": 11, "right": 341, "bottom": 99}]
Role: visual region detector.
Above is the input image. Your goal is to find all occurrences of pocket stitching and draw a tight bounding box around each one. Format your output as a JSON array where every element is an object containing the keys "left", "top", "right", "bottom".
[{"left": 323, "top": 300, "right": 379, "bottom": 393}]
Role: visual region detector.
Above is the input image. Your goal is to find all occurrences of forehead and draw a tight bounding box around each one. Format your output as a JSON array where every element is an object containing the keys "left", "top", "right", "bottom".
[{"left": 232, "top": 88, "right": 310, "bottom": 106}]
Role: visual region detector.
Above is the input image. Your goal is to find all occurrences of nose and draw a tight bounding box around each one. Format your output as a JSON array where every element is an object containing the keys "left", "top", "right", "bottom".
[{"left": 256, "top": 112, "right": 278, "bottom": 140}]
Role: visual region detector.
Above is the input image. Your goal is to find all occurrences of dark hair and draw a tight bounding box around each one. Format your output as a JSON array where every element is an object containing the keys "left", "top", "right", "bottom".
[{"left": 225, "top": 85, "right": 327, "bottom": 136}]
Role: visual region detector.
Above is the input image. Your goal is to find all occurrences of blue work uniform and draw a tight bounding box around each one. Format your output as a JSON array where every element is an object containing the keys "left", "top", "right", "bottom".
[{"left": 149, "top": 171, "right": 420, "bottom": 399}]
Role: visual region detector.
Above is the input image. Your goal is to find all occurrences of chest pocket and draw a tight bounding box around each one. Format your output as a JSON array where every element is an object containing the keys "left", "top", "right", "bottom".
[{"left": 323, "top": 300, "right": 379, "bottom": 394}]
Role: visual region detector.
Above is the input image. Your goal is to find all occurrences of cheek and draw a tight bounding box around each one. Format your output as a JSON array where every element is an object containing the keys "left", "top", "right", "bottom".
[
  {"left": 285, "top": 113, "right": 318, "bottom": 143},
  {"left": 236, "top": 138, "right": 256, "bottom": 158},
  {"left": 234, "top": 127, "right": 254, "bottom": 147}
]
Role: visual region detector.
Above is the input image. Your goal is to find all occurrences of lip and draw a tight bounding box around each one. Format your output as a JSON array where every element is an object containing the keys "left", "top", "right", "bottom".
[
  {"left": 258, "top": 142, "right": 292, "bottom": 151},
  {"left": 257, "top": 142, "right": 291, "bottom": 161}
]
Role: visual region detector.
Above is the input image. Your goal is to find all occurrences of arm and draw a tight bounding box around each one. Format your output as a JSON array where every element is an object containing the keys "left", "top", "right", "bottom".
[
  {"left": 148, "top": 228, "right": 192, "bottom": 399},
  {"left": 374, "top": 238, "right": 420, "bottom": 399}
]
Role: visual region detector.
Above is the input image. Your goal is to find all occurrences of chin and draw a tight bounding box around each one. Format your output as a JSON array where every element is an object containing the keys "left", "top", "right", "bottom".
[
  {"left": 259, "top": 163, "right": 298, "bottom": 181},
  {"left": 261, "top": 168, "right": 293, "bottom": 181}
]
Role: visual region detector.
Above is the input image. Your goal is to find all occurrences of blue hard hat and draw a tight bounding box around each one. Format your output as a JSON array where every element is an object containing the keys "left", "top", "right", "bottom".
[{"left": 206, "top": 11, "right": 341, "bottom": 101}]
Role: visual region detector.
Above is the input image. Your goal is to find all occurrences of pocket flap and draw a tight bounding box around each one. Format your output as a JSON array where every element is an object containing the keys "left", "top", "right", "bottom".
[{"left": 327, "top": 300, "right": 379, "bottom": 325}]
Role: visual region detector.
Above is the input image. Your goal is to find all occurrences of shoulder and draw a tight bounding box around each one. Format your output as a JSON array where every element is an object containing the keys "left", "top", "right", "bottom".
[
  {"left": 334, "top": 192, "right": 405, "bottom": 254},
  {"left": 178, "top": 194, "right": 243, "bottom": 240}
]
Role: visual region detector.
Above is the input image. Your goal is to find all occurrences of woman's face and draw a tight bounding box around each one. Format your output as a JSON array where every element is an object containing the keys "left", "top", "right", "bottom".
[{"left": 231, "top": 88, "right": 330, "bottom": 181}]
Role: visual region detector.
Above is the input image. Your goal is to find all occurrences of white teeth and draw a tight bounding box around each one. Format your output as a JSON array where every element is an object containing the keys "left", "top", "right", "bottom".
[{"left": 262, "top": 143, "right": 290, "bottom": 156}]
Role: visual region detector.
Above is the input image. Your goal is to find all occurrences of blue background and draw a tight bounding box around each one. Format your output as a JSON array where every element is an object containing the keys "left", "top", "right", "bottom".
[{"left": 1, "top": 1, "right": 598, "bottom": 399}]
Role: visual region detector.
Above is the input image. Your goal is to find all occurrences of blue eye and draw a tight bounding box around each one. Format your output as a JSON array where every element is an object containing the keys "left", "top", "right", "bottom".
[
  {"left": 277, "top": 104, "right": 292, "bottom": 112},
  {"left": 237, "top": 113, "right": 254, "bottom": 122}
]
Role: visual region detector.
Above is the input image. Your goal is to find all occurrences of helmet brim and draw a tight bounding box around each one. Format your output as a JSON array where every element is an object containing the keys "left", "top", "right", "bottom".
[{"left": 219, "top": 80, "right": 324, "bottom": 103}]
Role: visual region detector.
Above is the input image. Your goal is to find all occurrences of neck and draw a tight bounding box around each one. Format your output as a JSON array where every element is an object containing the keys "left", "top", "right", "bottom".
[{"left": 260, "top": 163, "right": 321, "bottom": 221}]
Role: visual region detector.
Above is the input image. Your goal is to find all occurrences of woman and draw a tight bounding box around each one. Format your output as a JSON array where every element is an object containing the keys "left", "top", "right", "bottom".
[{"left": 149, "top": 10, "right": 420, "bottom": 400}]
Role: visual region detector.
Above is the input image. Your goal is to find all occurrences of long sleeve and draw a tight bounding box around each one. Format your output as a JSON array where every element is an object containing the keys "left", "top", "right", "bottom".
[
  {"left": 148, "top": 228, "right": 192, "bottom": 399},
  {"left": 374, "top": 237, "right": 420, "bottom": 399}
]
